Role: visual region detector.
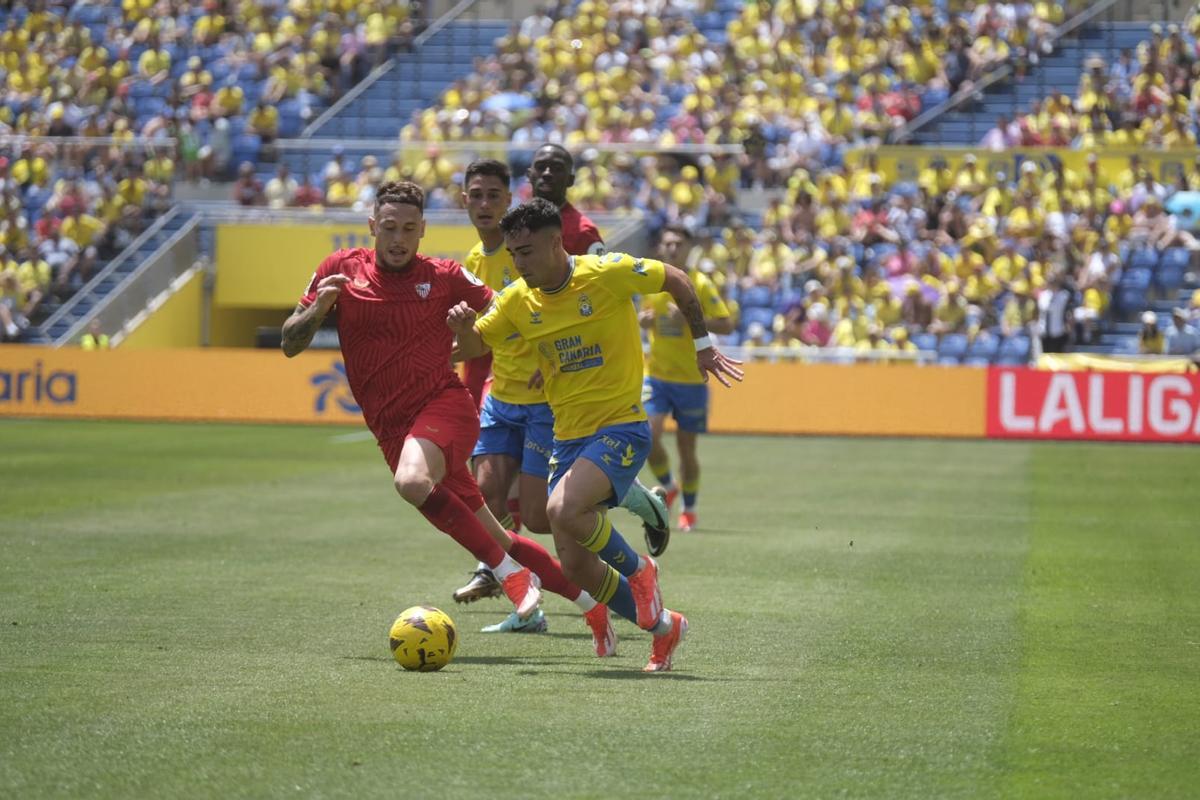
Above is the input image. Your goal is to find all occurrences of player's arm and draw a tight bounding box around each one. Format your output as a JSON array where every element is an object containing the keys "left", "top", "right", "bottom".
[
  {"left": 446, "top": 301, "right": 491, "bottom": 359},
  {"left": 700, "top": 279, "right": 736, "bottom": 335},
  {"left": 661, "top": 264, "right": 744, "bottom": 387},
  {"left": 281, "top": 274, "right": 349, "bottom": 357}
]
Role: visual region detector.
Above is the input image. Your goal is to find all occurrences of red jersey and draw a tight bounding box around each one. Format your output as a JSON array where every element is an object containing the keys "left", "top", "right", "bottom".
[
  {"left": 299, "top": 248, "right": 493, "bottom": 441},
  {"left": 559, "top": 201, "right": 605, "bottom": 256}
]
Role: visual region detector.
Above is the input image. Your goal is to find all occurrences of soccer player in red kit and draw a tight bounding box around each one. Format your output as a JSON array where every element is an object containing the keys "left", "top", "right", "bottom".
[{"left": 280, "top": 181, "right": 615, "bottom": 653}]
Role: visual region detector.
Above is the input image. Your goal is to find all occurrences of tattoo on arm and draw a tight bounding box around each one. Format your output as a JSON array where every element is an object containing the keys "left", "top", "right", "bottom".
[
  {"left": 680, "top": 296, "right": 707, "bottom": 338},
  {"left": 281, "top": 302, "right": 326, "bottom": 357}
]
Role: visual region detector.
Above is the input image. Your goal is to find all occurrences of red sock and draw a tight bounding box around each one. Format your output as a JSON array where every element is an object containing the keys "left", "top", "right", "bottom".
[
  {"left": 507, "top": 532, "right": 581, "bottom": 601},
  {"left": 507, "top": 497, "right": 522, "bottom": 532},
  {"left": 418, "top": 484, "right": 505, "bottom": 567}
]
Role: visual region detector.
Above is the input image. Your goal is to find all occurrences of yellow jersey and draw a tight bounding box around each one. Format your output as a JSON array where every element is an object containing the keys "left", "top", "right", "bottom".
[
  {"left": 476, "top": 252, "right": 666, "bottom": 440},
  {"left": 643, "top": 270, "right": 729, "bottom": 384},
  {"left": 464, "top": 241, "right": 543, "bottom": 405}
]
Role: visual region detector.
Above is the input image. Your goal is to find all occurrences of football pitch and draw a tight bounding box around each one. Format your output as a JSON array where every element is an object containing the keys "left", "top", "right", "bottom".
[{"left": 2, "top": 419, "right": 1197, "bottom": 799}]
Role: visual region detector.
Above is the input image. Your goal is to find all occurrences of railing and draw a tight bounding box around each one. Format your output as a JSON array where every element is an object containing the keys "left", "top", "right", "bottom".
[
  {"left": 300, "top": 0, "right": 511, "bottom": 138},
  {"left": 892, "top": 0, "right": 1130, "bottom": 145},
  {"left": 38, "top": 206, "right": 182, "bottom": 335},
  {"left": 59, "top": 215, "right": 202, "bottom": 347},
  {"left": 413, "top": 0, "right": 483, "bottom": 47},
  {"left": 300, "top": 60, "right": 397, "bottom": 138},
  {"left": 727, "top": 346, "right": 938, "bottom": 365}
]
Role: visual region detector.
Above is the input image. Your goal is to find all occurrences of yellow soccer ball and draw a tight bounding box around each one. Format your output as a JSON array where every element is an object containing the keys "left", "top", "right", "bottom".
[{"left": 389, "top": 606, "right": 458, "bottom": 671}]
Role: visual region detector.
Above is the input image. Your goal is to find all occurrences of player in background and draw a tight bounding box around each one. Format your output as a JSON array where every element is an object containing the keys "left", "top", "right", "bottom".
[
  {"left": 639, "top": 224, "right": 735, "bottom": 532},
  {"left": 281, "top": 181, "right": 615, "bottom": 657},
  {"left": 448, "top": 199, "right": 743, "bottom": 671}
]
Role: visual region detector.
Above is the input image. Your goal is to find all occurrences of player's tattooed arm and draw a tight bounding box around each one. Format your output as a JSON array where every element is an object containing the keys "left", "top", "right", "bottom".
[
  {"left": 661, "top": 264, "right": 709, "bottom": 339},
  {"left": 281, "top": 274, "right": 349, "bottom": 357},
  {"left": 661, "top": 264, "right": 744, "bottom": 387}
]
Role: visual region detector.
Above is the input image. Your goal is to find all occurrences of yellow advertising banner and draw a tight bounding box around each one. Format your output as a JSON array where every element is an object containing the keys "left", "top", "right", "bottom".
[
  {"left": 707, "top": 361, "right": 986, "bottom": 437},
  {"left": 848, "top": 146, "right": 1196, "bottom": 187},
  {"left": 214, "top": 223, "right": 481, "bottom": 308},
  {"left": 0, "top": 346, "right": 367, "bottom": 425},
  {"left": 1037, "top": 353, "right": 1198, "bottom": 374},
  {"left": 0, "top": 346, "right": 988, "bottom": 438}
]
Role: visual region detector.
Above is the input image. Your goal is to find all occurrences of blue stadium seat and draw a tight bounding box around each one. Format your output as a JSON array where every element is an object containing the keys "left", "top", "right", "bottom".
[
  {"left": 967, "top": 333, "right": 1000, "bottom": 361},
  {"left": 938, "top": 333, "right": 969, "bottom": 360},
  {"left": 998, "top": 335, "right": 1031, "bottom": 362},
  {"left": 1128, "top": 247, "right": 1158, "bottom": 271},
  {"left": 1159, "top": 247, "right": 1190, "bottom": 271},
  {"left": 938, "top": 355, "right": 962, "bottom": 366},
  {"left": 963, "top": 357, "right": 991, "bottom": 367},
  {"left": 740, "top": 307, "right": 776, "bottom": 331},
  {"left": 911, "top": 332, "right": 937, "bottom": 351},
  {"left": 741, "top": 285, "right": 775, "bottom": 309}
]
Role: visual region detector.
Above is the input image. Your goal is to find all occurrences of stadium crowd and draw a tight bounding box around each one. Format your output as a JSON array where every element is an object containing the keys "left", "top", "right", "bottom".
[
  {"left": 0, "top": 0, "right": 419, "bottom": 341},
  {"left": 981, "top": 18, "right": 1200, "bottom": 151},
  {"left": 7, "top": 0, "right": 1200, "bottom": 360}
]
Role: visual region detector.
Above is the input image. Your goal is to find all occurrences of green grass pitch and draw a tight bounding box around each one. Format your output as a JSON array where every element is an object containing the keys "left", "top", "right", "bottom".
[{"left": 1, "top": 419, "right": 1198, "bottom": 798}]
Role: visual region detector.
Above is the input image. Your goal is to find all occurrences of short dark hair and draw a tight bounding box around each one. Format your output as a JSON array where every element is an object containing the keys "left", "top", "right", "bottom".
[
  {"left": 534, "top": 143, "right": 574, "bottom": 171},
  {"left": 499, "top": 198, "right": 562, "bottom": 237},
  {"left": 463, "top": 159, "right": 511, "bottom": 188},
  {"left": 375, "top": 180, "right": 424, "bottom": 213}
]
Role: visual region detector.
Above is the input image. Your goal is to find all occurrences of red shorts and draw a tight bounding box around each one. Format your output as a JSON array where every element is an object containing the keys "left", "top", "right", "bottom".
[{"left": 377, "top": 386, "right": 484, "bottom": 510}]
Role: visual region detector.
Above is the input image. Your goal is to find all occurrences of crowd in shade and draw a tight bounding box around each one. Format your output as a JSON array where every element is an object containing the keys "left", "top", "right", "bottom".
[
  {"left": 0, "top": 0, "right": 415, "bottom": 177},
  {"left": 982, "top": 18, "right": 1200, "bottom": 151},
  {"left": 0, "top": 0, "right": 418, "bottom": 341}
]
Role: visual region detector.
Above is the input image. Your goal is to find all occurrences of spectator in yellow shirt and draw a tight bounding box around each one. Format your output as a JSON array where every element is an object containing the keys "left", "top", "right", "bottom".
[{"left": 247, "top": 102, "right": 280, "bottom": 143}]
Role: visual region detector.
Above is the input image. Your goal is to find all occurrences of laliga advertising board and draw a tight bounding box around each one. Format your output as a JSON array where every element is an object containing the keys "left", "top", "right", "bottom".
[{"left": 987, "top": 368, "right": 1200, "bottom": 443}]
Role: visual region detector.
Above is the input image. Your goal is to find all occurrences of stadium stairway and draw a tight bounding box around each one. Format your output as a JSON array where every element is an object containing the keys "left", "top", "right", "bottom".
[
  {"left": 301, "top": 21, "right": 512, "bottom": 143},
  {"left": 29, "top": 211, "right": 193, "bottom": 345},
  {"left": 909, "top": 22, "right": 1153, "bottom": 146}
]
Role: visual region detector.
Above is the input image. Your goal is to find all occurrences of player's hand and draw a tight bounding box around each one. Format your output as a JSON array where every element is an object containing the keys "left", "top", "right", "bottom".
[
  {"left": 446, "top": 301, "right": 478, "bottom": 335},
  {"left": 638, "top": 308, "right": 656, "bottom": 329},
  {"left": 665, "top": 303, "right": 684, "bottom": 324},
  {"left": 314, "top": 274, "right": 350, "bottom": 312},
  {"left": 697, "top": 346, "right": 744, "bottom": 388},
  {"left": 527, "top": 369, "right": 544, "bottom": 390}
]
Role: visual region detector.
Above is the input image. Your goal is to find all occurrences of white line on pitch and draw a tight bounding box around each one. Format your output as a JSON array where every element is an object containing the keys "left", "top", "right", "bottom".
[{"left": 330, "top": 430, "right": 374, "bottom": 443}]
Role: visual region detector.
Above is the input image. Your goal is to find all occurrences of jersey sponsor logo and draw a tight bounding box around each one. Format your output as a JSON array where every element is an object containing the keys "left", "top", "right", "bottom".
[
  {"left": 578, "top": 294, "right": 593, "bottom": 317},
  {"left": 460, "top": 266, "right": 484, "bottom": 286},
  {"left": 587, "top": 241, "right": 606, "bottom": 256},
  {"left": 310, "top": 360, "right": 361, "bottom": 415},
  {"left": 632, "top": 259, "right": 648, "bottom": 275},
  {"left": 416, "top": 282, "right": 431, "bottom": 298},
  {"left": 554, "top": 335, "right": 603, "bottom": 373},
  {"left": 502, "top": 268, "right": 514, "bottom": 287}
]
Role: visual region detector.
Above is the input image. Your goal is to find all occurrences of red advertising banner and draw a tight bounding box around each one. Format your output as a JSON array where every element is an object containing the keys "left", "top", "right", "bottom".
[{"left": 987, "top": 367, "right": 1200, "bottom": 443}]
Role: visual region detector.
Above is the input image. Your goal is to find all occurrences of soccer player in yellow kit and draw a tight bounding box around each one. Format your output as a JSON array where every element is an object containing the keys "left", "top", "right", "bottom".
[
  {"left": 640, "top": 224, "right": 735, "bottom": 532},
  {"left": 448, "top": 199, "right": 743, "bottom": 672}
]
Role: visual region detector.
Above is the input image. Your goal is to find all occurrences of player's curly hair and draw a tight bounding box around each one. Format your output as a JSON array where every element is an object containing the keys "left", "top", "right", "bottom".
[
  {"left": 375, "top": 180, "right": 424, "bottom": 214},
  {"left": 499, "top": 198, "right": 562, "bottom": 238},
  {"left": 463, "top": 159, "right": 511, "bottom": 188}
]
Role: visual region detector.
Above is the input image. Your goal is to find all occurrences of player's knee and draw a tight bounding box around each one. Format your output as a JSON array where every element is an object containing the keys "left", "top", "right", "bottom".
[
  {"left": 545, "top": 491, "right": 567, "bottom": 528},
  {"left": 394, "top": 469, "right": 434, "bottom": 506},
  {"left": 520, "top": 500, "right": 551, "bottom": 535}
]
